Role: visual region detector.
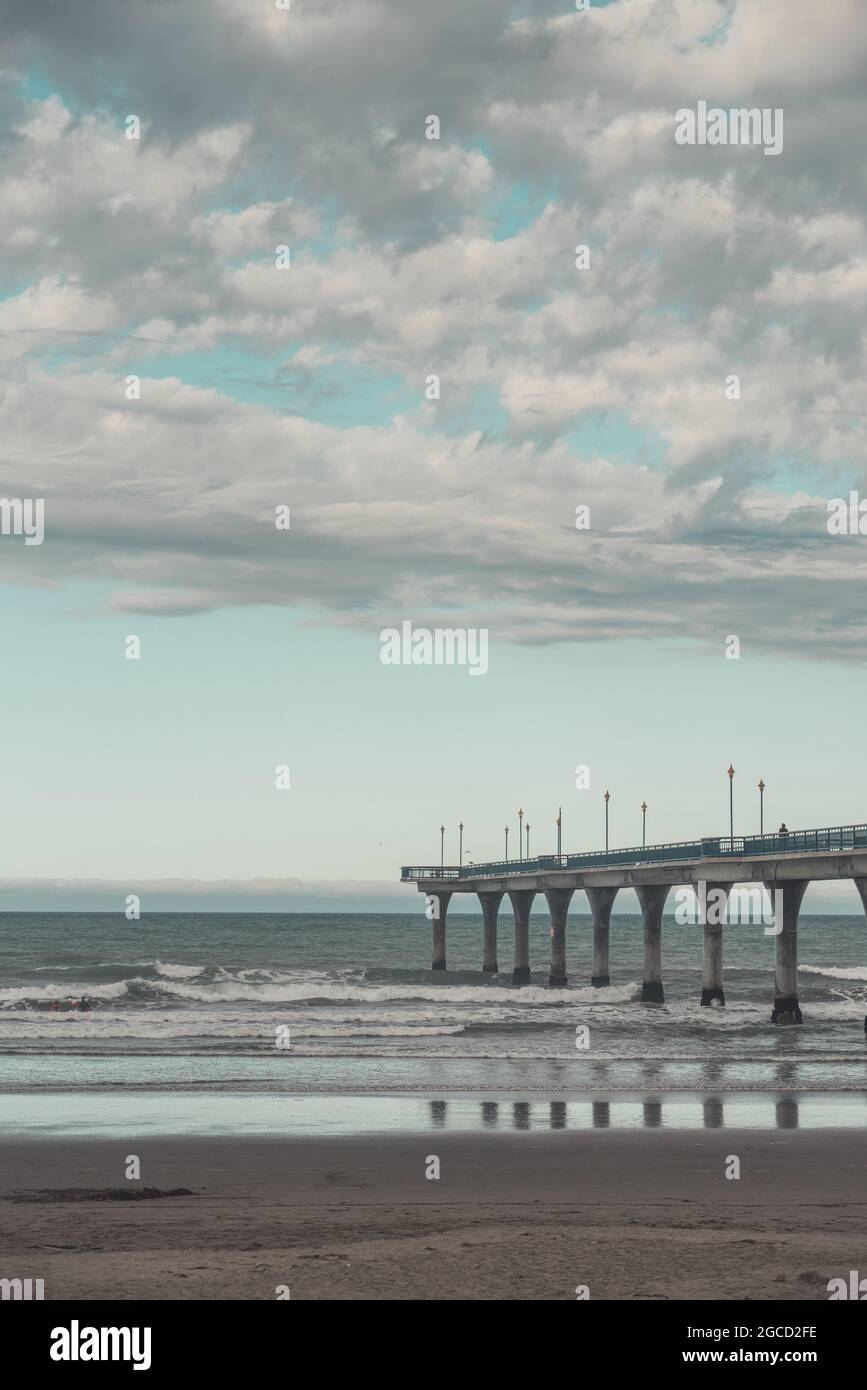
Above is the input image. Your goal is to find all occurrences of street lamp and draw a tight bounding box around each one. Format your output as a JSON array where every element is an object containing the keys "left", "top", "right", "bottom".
[
  {"left": 459, "top": 821, "right": 463, "bottom": 865},
  {"left": 727, "top": 766, "right": 735, "bottom": 845},
  {"left": 758, "top": 779, "right": 765, "bottom": 839},
  {"left": 604, "top": 790, "right": 610, "bottom": 853},
  {"left": 641, "top": 801, "right": 647, "bottom": 848},
  {"left": 526, "top": 822, "right": 531, "bottom": 859},
  {"left": 440, "top": 824, "right": 445, "bottom": 869},
  {"left": 557, "top": 808, "right": 562, "bottom": 860},
  {"left": 504, "top": 825, "right": 509, "bottom": 860},
  {"left": 518, "top": 808, "right": 523, "bottom": 862}
]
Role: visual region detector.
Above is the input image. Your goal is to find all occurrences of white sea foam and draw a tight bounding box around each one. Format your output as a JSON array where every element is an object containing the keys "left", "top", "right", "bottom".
[
  {"left": 153, "top": 961, "right": 205, "bottom": 979},
  {"left": 111, "top": 979, "right": 640, "bottom": 1006},
  {"left": 802, "top": 965, "right": 867, "bottom": 983}
]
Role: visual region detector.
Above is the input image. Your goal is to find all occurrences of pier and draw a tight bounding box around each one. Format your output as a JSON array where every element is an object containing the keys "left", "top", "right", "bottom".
[{"left": 401, "top": 822, "right": 867, "bottom": 1023}]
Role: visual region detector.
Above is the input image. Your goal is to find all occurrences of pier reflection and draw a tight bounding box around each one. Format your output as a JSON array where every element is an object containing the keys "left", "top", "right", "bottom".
[
  {"left": 643, "top": 1099, "right": 663, "bottom": 1128},
  {"left": 592, "top": 1101, "right": 610, "bottom": 1129},
  {"left": 427, "top": 1096, "right": 817, "bottom": 1131},
  {"left": 776, "top": 1098, "right": 799, "bottom": 1129},
  {"left": 513, "top": 1101, "right": 531, "bottom": 1130},
  {"left": 703, "top": 1097, "right": 724, "bottom": 1129}
]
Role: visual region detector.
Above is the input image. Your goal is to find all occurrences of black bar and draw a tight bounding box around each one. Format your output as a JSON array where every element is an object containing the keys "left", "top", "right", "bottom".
[{"left": 5, "top": 1298, "right": 864, "bottom": 1374}]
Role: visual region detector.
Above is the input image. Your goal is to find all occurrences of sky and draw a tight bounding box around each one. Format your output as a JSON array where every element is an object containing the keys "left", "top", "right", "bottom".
[{"left": 1, "top": 0, "right": 866, "bottom": 912}]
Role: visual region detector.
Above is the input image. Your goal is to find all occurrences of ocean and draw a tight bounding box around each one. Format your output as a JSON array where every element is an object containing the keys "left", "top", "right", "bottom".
[{"left": 1, "top": 912, "right": 866, "bottom": 1115}]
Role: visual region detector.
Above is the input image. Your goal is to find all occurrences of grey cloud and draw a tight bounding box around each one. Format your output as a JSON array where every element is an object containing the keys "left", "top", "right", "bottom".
[{"left": 1, "top": 1, "right": 867, "bottom": 664}]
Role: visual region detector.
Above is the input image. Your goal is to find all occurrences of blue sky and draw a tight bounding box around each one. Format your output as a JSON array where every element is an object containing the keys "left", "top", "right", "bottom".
[{"left": 1, "top": 578, "right": 865, "bottom": 913}]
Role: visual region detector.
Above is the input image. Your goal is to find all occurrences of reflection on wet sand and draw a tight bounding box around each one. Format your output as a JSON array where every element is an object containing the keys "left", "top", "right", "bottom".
[
  {"left": 481, "top": 1101, "right": 498, "bottom": 1128},
  {"left": 776, "top": 1098, "right": 799, "bottom": 1129},
  {"left": 426, "top": 1095, "right": 840, "bottom": 1131},
  {"left": 703, "top": 1097, "right": 724, "bottom": 1129}
]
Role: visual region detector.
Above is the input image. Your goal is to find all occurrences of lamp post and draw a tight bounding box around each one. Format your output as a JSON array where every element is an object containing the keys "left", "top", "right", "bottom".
[
  {"left": 758, "top": 779, "right": 765, "bottom": 839},
  {"left": 440, "top": 824, "right": 445, "bottom": 869},
  {"left": 641, "top": 801, "right": 647, "bottom": 848},
  {"left": 557, "top": 808, "right": 562, "bottom": 860},
  {"left": 459, "top": 821, "right": 463, "bottom": 865},
  {"left": 727, "top": 765, "right": 734, "bottom": 845},
  {"left": 504, "top": 825, "right": 509, "bottom": 860},
  {"left": 604, "top": 790, "right": 610, "bottom": 853},
  {"left": 526, "top": 822, "right": 531, "bottom": 859},
  {"left": 518, "top": 808, "right": 523, "bottom": 862}
]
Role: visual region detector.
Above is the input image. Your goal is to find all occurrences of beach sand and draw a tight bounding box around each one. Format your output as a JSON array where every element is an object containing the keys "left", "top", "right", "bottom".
[{"left": 2, "top": 1126, "right": 866, "bottom": 1300}]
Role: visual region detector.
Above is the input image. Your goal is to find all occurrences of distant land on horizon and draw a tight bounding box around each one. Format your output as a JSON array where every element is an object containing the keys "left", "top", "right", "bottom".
[{"left": 0, "top": 878, "right": 863, "bottom": 915}]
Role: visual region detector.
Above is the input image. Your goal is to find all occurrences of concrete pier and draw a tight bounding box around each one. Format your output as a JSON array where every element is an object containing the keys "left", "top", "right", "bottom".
[
  {"left": 544, "top": 887, "right": 574, "bottom": 988},
  {"left": 765, "top": 879, "right": 807, "bottom": 1024},
  {"left": 478, "top": 890, "right": 503, "bottom": 973},
  {"left": 509, "top": 889, "right": 535, "bottom": 986},
  {"left": 430, "top": 890, "right": 451, "bottom": 971},
  {"left": 700, "top": 881, "right": 732, "bottom": 1006},
  {"left": 586, "top": 886, "right": 618, "bottom": 986},
  {"left": 405, "top": 827, "right": 867, "bottom": 1017},
  {"left": 635, "top": 884, "right": 669, "bottom": 1003}
]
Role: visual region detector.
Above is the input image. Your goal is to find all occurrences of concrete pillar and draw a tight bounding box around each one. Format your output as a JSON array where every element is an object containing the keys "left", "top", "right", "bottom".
[
  {"left": 635, "top": 884, "right": 669, "bottom": 1003},
  {"left": 700, "top": 881, "right": 732, "bottom": 1006},
  {"left": 509, "top": 889, "right": 536, "bottom": 986},
  {"left": 586, "top": 886, "right": 618, "bottom": 987},
  {"left": 545, "top": 887, "right": 574, "bottom": 988},
  {"left": 429, "top": 890, "right": 451, "bottom": 971},
  {"left": 764, "top": 879, "right": 807, "bottom": 1024},
  {"left": 478, "top": 891, "right": 503, "bottom": 974}
]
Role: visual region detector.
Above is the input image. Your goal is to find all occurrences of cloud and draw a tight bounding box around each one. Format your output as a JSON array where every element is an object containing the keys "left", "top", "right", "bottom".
[{"left": 1, "top": 0, "right": 867, "bottom": 663}]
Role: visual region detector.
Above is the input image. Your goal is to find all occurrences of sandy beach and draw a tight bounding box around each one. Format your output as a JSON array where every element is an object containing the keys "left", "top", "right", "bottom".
[{"left": 2, "top": 1127, "right": 865, "bottom": 1300}]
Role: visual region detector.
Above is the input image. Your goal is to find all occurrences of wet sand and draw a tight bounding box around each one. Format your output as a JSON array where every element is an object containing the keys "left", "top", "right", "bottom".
[{"left": 2, "top": 1127, "right": 866, "bottom": 1299}]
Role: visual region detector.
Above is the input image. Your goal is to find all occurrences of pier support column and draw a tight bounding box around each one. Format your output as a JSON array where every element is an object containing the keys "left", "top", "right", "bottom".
[
  {"left": 586, "top": 887, "right": 618, "bottom": 987},
  {"left": 854, "top": 877, "right": 867, "bottom": 917},
  {"left": 545, "top": 887, "right": 574, "bottom": 988},
  {"left": 636, "top": 884, "right": 669, "bottom": 1003},
  {"left": 700, "top": 882, "right": 732, "bottom": 1007},
  {"left": 429, "top": 890, "right": 451, "bottom": 971},
  {"left": 764, "top": 879, "right": 807, "bottom": 1024},
  {"left": 509, "top": 889, "right": 536, "bottom": 986},
  {"left": 478, "top": 891, "right": 503, "bottom": 974}
]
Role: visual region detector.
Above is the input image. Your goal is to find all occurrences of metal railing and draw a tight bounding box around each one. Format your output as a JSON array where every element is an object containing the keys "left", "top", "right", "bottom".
[{"left": 400, "top": 822, "right": 867, "bottom": 881}]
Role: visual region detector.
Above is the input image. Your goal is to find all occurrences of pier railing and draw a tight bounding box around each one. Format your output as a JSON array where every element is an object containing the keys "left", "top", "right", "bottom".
[{"left": 401, "top": 822, "right": 867, "bottom": 882}]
